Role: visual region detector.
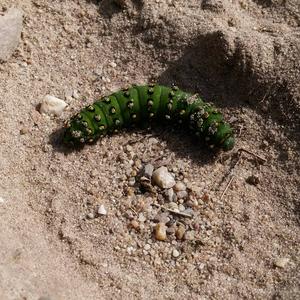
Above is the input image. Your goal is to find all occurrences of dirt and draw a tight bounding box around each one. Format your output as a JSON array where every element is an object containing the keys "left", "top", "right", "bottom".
[{"left": 0, "top": 0, "right": 299, "bottom": 299}]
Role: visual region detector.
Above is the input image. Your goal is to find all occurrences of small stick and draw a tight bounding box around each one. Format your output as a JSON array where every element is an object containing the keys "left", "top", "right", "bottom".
[
  {"left": 238, "top": 148, "right": 267, "bottom": 163},
  {"left": 152, "top": 203, "right": 193, "bottom": 218},
  {"left": 220, "top": 175, "right": 235, "bottom": 201}
]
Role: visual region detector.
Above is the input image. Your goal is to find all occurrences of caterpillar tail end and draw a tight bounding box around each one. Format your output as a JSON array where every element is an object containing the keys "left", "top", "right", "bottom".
[{"left": 222, "top": 136, "right": 235, "bottom": 151}]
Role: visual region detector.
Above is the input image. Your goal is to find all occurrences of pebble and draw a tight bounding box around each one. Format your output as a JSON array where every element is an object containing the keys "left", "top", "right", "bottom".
[
  {"left": 174, "top": 182, "right": 186, "bottom": 192},
  {"left": 144, "top": 244, "right": 151, "bottom": 251},
  {"left": 128, "top": 177, "right": 136, "bottom": 186},
  {"left": 164, "top": 188, "right": 175, "bottom": 202},
  {"left": 177, "top": 190, "right": 188, "bottom": 199},
  {"left": 175, "top": 224, "right": 186, "bottom": 240},
  {"left": 178, "top": 204, "right": 186, "bottom": 212},
  {"left": 86, "top": 212, "right": 95, "bottom": 219},
  {"left": 154, "top": 212, "right": 170, "bottom": 224},
  {"left": 0, "top": 8, "right": 23, "bottom": 61},
  {"left": 152, "top": 166, "right": 175, "bottom": 189},
  {"left": 64, "top": 89, "right": 73, "bottom": 101},
  {"left": 138, "top": 213, "right": 146, "bottom": 223},
  {"left": 168, "top": 202, "right": 179, "bottom": 211},
  {"left": 97, "top": 204, "right": 107, "bottom": 215},
  {"left": 274, "top": 257, "right": 289, "bottom": 268},
  {"left": 127, "top": 246, "right": 135, "bottom": 255},
  {"left": 143, "top": 164, "right": 154, "bottom": 179},
  {"left": 39, "top": 95, "right": 67, "bottom": 117},
  {"left": 20, "top": 127, "right": 29, "bottom": 135},
  {"left": 155, "top": 222, "right": 167, "bottom": 241},
  {"left": 72, "top": 90, "right": 80, "bottom": 99},
  {"left": 172, "top": 249, "right": 180, "bottom": 258},
  {"left": 184, "top": 230, "right": 195, "bottom": 241},
  {"left": 129, "top": 220, "right": 139, "bottom": 230}
]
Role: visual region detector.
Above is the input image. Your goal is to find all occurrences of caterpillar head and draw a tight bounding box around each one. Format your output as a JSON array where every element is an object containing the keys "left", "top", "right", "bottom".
[{"left": 63, "top": 114, "right": 94, "bottom": 146}]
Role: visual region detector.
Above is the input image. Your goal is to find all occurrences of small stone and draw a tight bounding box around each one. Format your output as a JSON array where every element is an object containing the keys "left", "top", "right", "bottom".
[
  {"left": 110, "top": 61, "right": 117, "bottom": 68},
  {"left": 166, "top": 224, "right": 176, "bottom": 234},
  {"left": 177, "top": 191, "right": 188, "bottom": 199},
  {"left": 172, "top": 249, "right": 180, "bottom": 258},
  {"left": 39, "top": 95, "right": 67, "bottom": 117},
  {"left": 129, "top": 220, "right": 139, "bottom": 230},
  {"left": 152, "top": 166, "right": 175, "bottom": 189},
  {"left": 154, "top": 212, "right": 170, "bottom": 224},
  {"left": 64, "top": 89, "right": 73, "bottom": 101},
  {"left": 184, "top": 230, "right": 195, "bottom": 241},
  {"left": 175, "top": 224, "right": 186, "bottom": 240},
  {"left": 72, "top": 90, "right": 80, "bottom": 99},
  {"left": 168, "top": 202, "right": 179, "bottom": 211},
  {"left": 164, "top": 188, "right": 175, "bottom": 202},
  {"left": 86, "top": 212, "right": 95, "bottom": 219},
  {"left": 128, "top": 177, "right": 136, "bottom": 186},
  {"left": 138, "top": 213, "right": 146, "bottom": 222},
  {"left": 174, "top": 182, "right": 186, "bottom": 192},
  {"left": 144, "top": 244, "right": 151, "bottom": 251},
  {"left": 97, "top": 204, "right": 107, "bottom": 215},
  {"left": 178, "top": 204, "right": 186, "bottom": 212},
  {"left": 127, "top": 246, "right": 135, "bottom": 255},
  {"left": 274, "top": 257, "right": 289, "bottom": 268},
  {"left": 155, "top": 222, "right": 167, "bottom": 241},
  {"left": 20, "top": 127, "right": 29, "bottom": 135},
  {"left": 246, "top": 175, "right": 260, "bottom": 186},
  {"left": 125, "top": 144, "right": 133, "bottom": 152},
  {"left": 0, "top": 196, "right": 5, "bottom": 204},
  {"left": 143, "top": 164, "right": 154, "bottom": 179}
]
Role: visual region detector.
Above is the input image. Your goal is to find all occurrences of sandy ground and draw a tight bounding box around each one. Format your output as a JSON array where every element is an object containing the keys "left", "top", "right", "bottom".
[{"left": 0, "top": 0, "right": 299, "bottom": 299}]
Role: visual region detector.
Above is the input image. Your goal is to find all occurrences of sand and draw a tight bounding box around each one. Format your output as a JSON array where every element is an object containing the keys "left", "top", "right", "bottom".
[{"left": 0, "top": 0, "right": 299, "bottom": 299}]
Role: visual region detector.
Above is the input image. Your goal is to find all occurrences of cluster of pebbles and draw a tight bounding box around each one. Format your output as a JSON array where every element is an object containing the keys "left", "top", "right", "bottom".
[{"left": 95, "top": 143, "right": 219, "bottom": 265}]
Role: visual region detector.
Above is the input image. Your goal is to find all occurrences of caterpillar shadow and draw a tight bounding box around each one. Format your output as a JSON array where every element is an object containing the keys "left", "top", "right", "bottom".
[{"left": 49, "top": 124, "right": 218, "bottom": 166}]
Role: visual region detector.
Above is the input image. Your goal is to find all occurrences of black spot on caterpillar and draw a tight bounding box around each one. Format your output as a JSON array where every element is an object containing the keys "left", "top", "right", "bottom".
[{"left": 63, "top": 84, "right": 235, "bottom": 151}]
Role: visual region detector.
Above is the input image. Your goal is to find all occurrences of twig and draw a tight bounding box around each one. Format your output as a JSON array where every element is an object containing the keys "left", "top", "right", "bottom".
[
  {"left": 238, "top": 148, "right": 267, "bottom": 163},
  {"left": 237, "top": 125, "right": 243, "bottom": 137},
  {"left": 152, "top": 203, "right": 193, "bottom": 218},
  {"left": 220, "top": 175, "right": 235, "bottom": 201}
]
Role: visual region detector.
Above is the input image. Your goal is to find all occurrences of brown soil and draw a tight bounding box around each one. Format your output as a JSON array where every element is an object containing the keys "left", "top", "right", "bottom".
[{"left": 0, "top": 0, "right": 299, "bottom": 299}]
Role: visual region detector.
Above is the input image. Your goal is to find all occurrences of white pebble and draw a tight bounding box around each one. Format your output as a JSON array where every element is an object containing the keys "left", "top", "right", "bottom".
[
  {"left": 127, "top": 246, "right": 135, "bottom": 255},
  {"left": 0, "top": 196, "right": 5, "bottom": 204},
  {"left": 138, "top": 213, "right": 146, "bottom": 223},
  {"left": 98, "top": 204, "right": 107, "bottom": 215},
  {"left": 274, "top": 257, "right": 289, "bottom": 268},
  {"left": 177, "top": 190, "right": 188, "bottom": 199},
  {"left": 152, "top": 166, "right": 175, "bottom": 189},
  {"left": 72, "top": 89, "right": 80, "bottom": 99},
  {"left": 144, "top": 244, "right": 151, "bottom": 251},
  {"left": 174, "top": 182, "right": 186, "bottom": 192},
  {"left": 178, "top": 204, "right": 186, "bottom": 212},
  {"left": 39, "top": 95, "right": 67, "bottom": 116},
  {"left": 110, "top": 61, "right": 117, "bottom": 68},
  {"left": 172, "top": 249, "right": 180, "bottom": 258},
  {"left": 86, "top": 212, "right": 95, "bottom": 219}
]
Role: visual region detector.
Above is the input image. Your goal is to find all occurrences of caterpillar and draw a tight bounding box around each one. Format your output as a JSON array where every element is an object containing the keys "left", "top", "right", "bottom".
[{"left": 63, "top": 84, "right": 235, "bottom": 151}]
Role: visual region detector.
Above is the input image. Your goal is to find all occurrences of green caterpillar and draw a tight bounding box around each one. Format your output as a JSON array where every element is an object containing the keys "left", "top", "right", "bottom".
[{"left": 63, "top": 84, "right": 235, "bottom": 150}]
